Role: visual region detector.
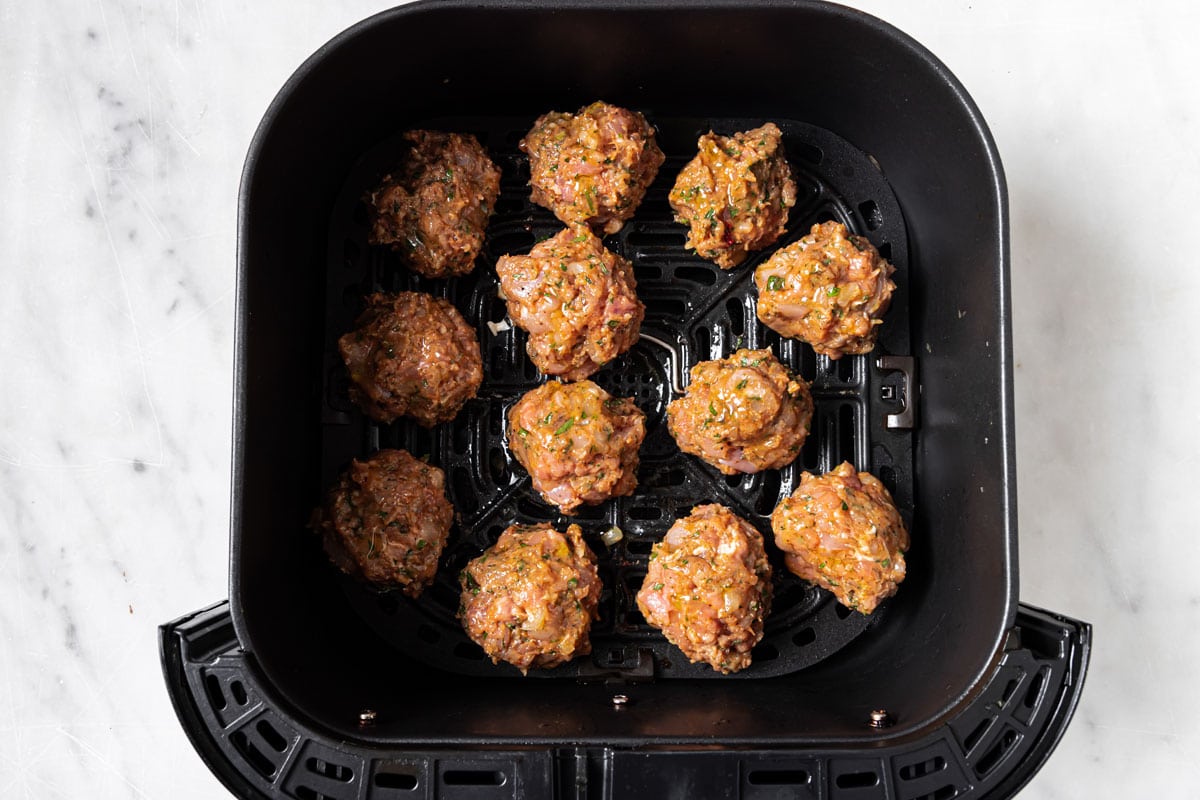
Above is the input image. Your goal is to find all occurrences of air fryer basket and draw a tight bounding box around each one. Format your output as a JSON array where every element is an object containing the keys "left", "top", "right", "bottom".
[{"left": 162, "top": 2, "right": 1090, "bottom": 798}]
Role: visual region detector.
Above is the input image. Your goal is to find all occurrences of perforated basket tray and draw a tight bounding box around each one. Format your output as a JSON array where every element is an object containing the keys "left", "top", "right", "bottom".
[{"left": 321, "top": 115, "right": 914, "bottom": 679}]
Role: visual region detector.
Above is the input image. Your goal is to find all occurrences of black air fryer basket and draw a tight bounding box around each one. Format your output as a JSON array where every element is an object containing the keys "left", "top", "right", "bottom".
[{"left": 161, "top": 2, "right": 1091, "bottom": 797}]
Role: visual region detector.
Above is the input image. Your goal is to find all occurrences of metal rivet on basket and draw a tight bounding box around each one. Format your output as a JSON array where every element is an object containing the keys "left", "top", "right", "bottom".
[
  {"left": 359, "top": 709, "right": 378, "bottom": 726},
  {"left": 611, "top": 694, "right": 629, "bottom": 708},
  {"left": 868, "top": 709, "right": 892, "bottom": 728}
]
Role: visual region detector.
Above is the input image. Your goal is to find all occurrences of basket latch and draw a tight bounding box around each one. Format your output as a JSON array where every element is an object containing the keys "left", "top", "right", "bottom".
[{"left": 875, "top": 355, "right": 917, "bottom": 430}]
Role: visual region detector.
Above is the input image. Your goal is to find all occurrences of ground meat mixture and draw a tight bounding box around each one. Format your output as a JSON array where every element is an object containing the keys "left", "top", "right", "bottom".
[
  {"left": 669, "top": 123, "right": 796, "bottom": 269},
  {"left": 339, "top": 291, "right": 482, "bottom": 427},
  {"left": 508, "top": 380, "right": 646, "bottom": 514},
  {"left": 636, "top": 504, "right": 772, "bottom": 674},
  {"left": 312, "top": 449, "right": 453, "bottom": 597},
  {"left": 770, "top": 461, "right": 908, "bottom": 615},
  {"left": 667, "top": 348, "right": 813, "bottom": 475},
  {"left": 755, "top": 221, "right": 896, "bottom": 359},
  {"left": 496, "top": 226, "right": 644, "bottom": 380},
  {"left": 458, "top": 523, "right": 602, "bottom": 673},
  {"left": 520, "top": 101, "right": 665, "bottom": 234},
  {"left": 367, "top": 130, "right": 501, "bottom": 278}
]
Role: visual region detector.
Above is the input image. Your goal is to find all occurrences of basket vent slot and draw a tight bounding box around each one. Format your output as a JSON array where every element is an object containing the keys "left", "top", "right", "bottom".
[
  {"left": 255, "top": 718, "right": 288, "bottom": 753},
  {"left": 1024, "top": 666, "right": 1047, "bottom": 709},
  {"left": 443, "top": 769, "right": 506, "bottom": 786},
  {"left": 375, "top": 771, "right": 419, "bottom": 791},
  {"left": 975, "top": 727, "right": 1020, "bottom": 777},
  {"left": 838, "top": 404, "right": 857, "bottom": 464},
  {"left": 793, "top": 141, "right": 824, "bottom": 165},
  {"left": 858, "top": 200, "right": 883, "bottom": 231},
  {"left": 625, "top": 538, "right": 654, "bottom": 555},
  {"left": 755, "top": 469, "right": 782, "bottom": 515},
  {"left": 898, "top": 755, "right": 946, "bottom": 781},
  {"left": 694, "top": 325, "right": 711, "bottom": 359},
  {"left": 305, "top": 756, "right": 353, "bottom": 783},
  {"left": 962, "top": 717, "right": 992, "bottom": 753},
  {"left": 834, "top": 769, "right": 879, "bottom": 789},
  {"left": 628, "top": 505, "right": 662, "bottom": 521},
  {"left": 999, "top": 676, "right": 1021, "bottom": 708},
  {"left": 751, "top": 642, "right": 780, "bottom": 663},
  {"left": 726, "top": 298, "right": 745, "bottom": 337},
  {"left": 230, "top": 730, "right": 277, "bottom": 779},
  {"left": 675, "top": 265, "right": 717, "bottom": 286},
  {"left": 205, "top": 673, "right": 227, "bottom": 711},
  {"left": 792, "top": 627, "right": 816, "bottom": 647},
  {"left": 747, "top": 768, "right": 810, "bottom": 785}
]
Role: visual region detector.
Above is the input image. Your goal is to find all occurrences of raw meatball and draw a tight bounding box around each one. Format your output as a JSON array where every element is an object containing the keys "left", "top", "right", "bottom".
[
  {"left": 636, "top": 504, "right": 772, "bottom": 674},
  {"left": 508, "top": 380, "right": 646, "bottom": 514},
  {"left": 770, "top": 461, "right": 909, "bottom": 615},
  {"left": 339, "top": 291, "right": 482, "bottom": 427},
  {"left": 458, "top": 523, "right": 602, "bottom": 673},
  {"left": 520, "top": 101, "right": 665, "bottom": 234},
  {"left": 496, "top": 226, "right": 644, "bottom": 380},
  {"left": 669, "top": 123, "right": 796, "bottom": 269},
  {"left": 367, "top": 130, "right": 501, "bottom": 278},
  {"left": 312, "top": 449, "right": 453, "bottom": 597},
  {"left": 667, "top": 348, "right": 813, "bottom": 475},
  {"left": 755, "top": 220, "right": 896, "bottom": 359}
]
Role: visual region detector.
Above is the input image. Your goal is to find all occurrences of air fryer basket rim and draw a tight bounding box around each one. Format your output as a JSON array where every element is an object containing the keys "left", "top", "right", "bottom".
[{"left": 221, "top": 0, "right": 1030, "bottom": 755}]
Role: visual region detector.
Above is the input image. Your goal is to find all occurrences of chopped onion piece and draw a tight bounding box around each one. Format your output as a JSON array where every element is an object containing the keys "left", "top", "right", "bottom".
[
  {"left": 486, "top": 319, "right": 512, "bottom": 335},
  {"left": 600, "top": 526, "right": 624, "bottom": 547}
]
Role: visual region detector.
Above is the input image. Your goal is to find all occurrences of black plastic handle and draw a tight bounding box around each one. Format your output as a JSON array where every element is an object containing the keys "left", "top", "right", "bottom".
[{"left": 160, "top": 603, "right": 1089, "bottom": 799}]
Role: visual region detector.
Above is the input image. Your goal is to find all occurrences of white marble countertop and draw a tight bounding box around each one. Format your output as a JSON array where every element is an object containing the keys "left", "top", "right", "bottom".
[{"left": 2, "top": 1, "right": 1197, "bottom": 797}]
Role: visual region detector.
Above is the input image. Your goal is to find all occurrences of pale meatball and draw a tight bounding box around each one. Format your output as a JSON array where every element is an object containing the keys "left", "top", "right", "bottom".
[
  {"left": 339, "top": 292, "right": 483, "bottom": 427},
  {"left": 496, "top": 225, "right": 644, "bottom": 380},
  {"left": 755, "top": 220, "right": 896, "bottom": 359},
  {"left": 312, "top": 449, "right": 453, "bottom": 597},
  {"left": 770, "top": 461, "right": 909, "bottom": 615},
  {"left": 667, "top": 348, "right": 813, "bottom": 475},
  {"left": 458, "top": 523, "right": 602, "bottom": 673},
  {"left": 669, "top": 123, "right": 796, "bottom": 269},
  {"left": 367, "top": 130, "right": 501, "bottom": 278},
  {"left": 520, "top": 101, "right": 665, "bottom": 234},
  {"left": 508, "top": 380, "right": 646, "bottom": 514},
  {"left": 636, "top": 504, "right": 772, "bottom": 674}
]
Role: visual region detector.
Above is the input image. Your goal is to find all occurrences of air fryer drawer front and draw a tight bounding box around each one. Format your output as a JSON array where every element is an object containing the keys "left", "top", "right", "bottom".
[{"left": 161, "top": 603, "right": 1088, "bottom": 800}]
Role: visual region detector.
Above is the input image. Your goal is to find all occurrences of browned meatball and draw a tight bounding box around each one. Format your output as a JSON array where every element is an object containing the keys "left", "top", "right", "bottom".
[
  {"left": 755, "top": 221, "right": 896, "bottom": 359},
  {"left": 312, "top": 449, "right": 453, "bottom": 597},
  {"left": 496, "top": 226, "right": 644, "bottom": 380},
  {"left": 667, "top": 348, "right": 813, "bottom": 475},
  {"left": 520, "top": 101, "right": 665, "bottom": 234},
  {"left": 770, "top": 462, "right": 909, "bottom": 614},
  {"left": 508, "top": 380, "right": 646, "bottom": 514},
  {"left": 458, "top": 523, "right": 602, "bottom": 673},
  {"left": 636, "top": 504, "right": 772, "bottom": 674},
  {"left": 367, "top": 130, "right": 501, "bottom": 278},
  {"left": 339, "top": 291, "right": 482, "bottom": 427},
  {"left": 669, "top": 123, "right": 796, "bottom": 269}
]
